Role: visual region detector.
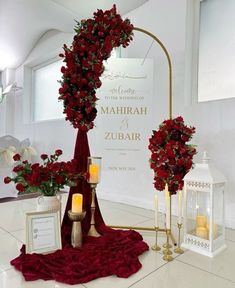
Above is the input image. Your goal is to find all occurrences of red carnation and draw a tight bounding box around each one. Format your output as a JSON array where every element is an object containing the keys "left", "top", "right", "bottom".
[
  {"left": 16, "top": 183, "right": 25, "bottom": 192},
  {"left": 13, "top": 154, "right": 21, "bottom": 161},
  {"left": 4, "top": 177, "right": 11, "bottom": 184}
]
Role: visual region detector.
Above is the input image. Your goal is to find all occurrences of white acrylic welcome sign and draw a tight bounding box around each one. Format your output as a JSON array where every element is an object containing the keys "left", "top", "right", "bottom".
[{"left": 90, "top": 58, "right": 154, "bottom": 206}]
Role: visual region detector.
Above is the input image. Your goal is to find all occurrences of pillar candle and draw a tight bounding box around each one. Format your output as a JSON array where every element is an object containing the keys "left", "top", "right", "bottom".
[
  {"left": 154, "top": 193, "right": 158, "bottom": 227},
  {"left": 72, "top": 193, "right": 83, "bottom": 213},
  {"left": 178, "top": 190, "right": 182, "bottom": 224},
  {"left": 89, "top": 164, "right": 99, "bottom": 183},
  {"left": 165, "top": 184, "right": 170, "bottom": 229},
  {"left": 196, "top": 215, "right": 207, "bottom": 228},
  {"left": 196, "top": 227, "right": 208, "bottom": 239}
]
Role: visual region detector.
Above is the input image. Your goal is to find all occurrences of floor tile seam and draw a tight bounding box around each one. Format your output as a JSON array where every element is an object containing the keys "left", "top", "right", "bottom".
[
  {"left": 132, "top": 218, "right": 179, "bottom": 229},
  {"left": 0, "top": 228, "right": 20, "bottom": 240},
  {"left": 0, "top": 227, "right": 24, "bottom": 244},
  {"left": 3, "top": 227, "right": 25, "bottom": 234},
  {"left": 175, "top": 258, "right": 235, "bottom": 284},
  {"left": 0, "top": 226, "right": 10, "bottom": 234},
  {"left": 127, "top": 261, "right": 170, "bottom": 287},
  {"left": 225, "top": 238, "right": 235, "bottom": 243},
  {"left": 8, "top": 231, "right": 24, "bottom": 244},
  {"left": 103, "top": 205, "right": 153, "bottom": 220}
]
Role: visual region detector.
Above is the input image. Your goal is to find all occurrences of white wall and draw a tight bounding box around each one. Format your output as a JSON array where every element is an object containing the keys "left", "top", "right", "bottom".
[
  {"left": 13, "top": 30, "right": 77, "bottom": 162},
  {"left": 117, "top": 0, "right": 188, "bottom": 218},
  {"left": 124, "top": 0, "right": 235, "bottom": 228},
  {"left": 6, "top": 0, "right": 235, "bottom": 228},
  {"left": 183, "top": 0, "right": 235, "bottom": 228}
]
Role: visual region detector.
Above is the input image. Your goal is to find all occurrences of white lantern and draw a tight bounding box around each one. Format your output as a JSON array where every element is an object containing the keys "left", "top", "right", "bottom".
[{"left": 182, "top": 152, "right": 226, "bottom": 257}]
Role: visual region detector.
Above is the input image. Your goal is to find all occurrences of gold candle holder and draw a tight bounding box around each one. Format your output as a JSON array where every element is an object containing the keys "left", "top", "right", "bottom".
[
  {"left": 88, "top": 183, "right": 101, "bottom": 237},
  {"left": 152, "top": 226, "right": 161, "bottom": 251},
  {"left": 163, "top": 229, "right": 173, "bottom": 261},
  {"left": 174, "top": 223, "right": 184, "bottom": 254},
  {"left": 68, "top": 210, "right": 86, "bottom": 248}
]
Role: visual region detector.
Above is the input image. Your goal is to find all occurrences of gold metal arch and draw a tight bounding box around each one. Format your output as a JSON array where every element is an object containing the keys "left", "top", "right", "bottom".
[
  {"left": 133, "top": 27, "right": 173, "bottom": 119},
  {"left": 110, "top": 27, "right": 176, "bottom": 246}
]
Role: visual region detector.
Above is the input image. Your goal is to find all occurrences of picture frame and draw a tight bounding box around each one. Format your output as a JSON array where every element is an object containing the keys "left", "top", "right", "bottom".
[{"left": 25, "top": 210, "right": 62, "bottom": 254}]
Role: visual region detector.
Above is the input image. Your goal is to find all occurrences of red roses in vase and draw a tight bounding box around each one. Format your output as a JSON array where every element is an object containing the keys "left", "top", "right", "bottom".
[{"left": 4, "top": 149, "right": 80, "bottom": 196}]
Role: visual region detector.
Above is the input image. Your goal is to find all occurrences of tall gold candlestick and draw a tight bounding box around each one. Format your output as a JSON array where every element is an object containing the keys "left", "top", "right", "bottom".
[
  {"left": 151, "top": 226, "right": 161, "bottom": 251},
  {"left": 163, "top": 229, "right": 173, "bottom": 261},
  {"left": 163, "top": 192, "right": 173, "bottom": 248},
  {"left": 88, "top": 183, "right": 101, "bottom": 237},
  {"left": 174, "top": 223, "right": 184, "bottom": 254}
]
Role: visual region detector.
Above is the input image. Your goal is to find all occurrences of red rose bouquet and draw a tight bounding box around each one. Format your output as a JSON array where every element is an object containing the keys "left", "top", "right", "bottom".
[
  {"left": 148, "top": 116, "right": 196, "bottom": 194},
  {"left": 4, "top": 149, "right": 80, "bottom": 196},
  {"left": 58, "top": 4, "right": 133, "bottom": 131}
]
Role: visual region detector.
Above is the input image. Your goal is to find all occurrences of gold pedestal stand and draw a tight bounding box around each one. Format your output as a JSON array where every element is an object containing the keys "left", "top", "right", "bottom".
[
  {"left": 88, "top": 183, "right": 101, "bottom": 237},
  {"left": 68, "top": 210, "right": 86, "bottom": 248},
  {"left": 174, "top": 223, "right": 184, "bottom": 254}
]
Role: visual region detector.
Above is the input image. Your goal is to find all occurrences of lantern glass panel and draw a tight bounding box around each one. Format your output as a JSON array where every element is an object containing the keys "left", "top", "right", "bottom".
[
  {"left": 186, "top": 189, "right": 210, "bottom": 239},
  {"left": 211, "top": 186, "right": 224, "bottom": 240}
]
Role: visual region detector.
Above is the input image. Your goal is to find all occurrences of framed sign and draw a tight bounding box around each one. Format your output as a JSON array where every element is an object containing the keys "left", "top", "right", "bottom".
[{"left": 26, "top": 210, "right": 62, "bottom": 254}]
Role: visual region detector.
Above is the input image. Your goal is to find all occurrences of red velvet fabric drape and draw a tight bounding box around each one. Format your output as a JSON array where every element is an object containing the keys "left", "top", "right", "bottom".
[{"left": 11, "top": 131, "right": 149, "bottom": 285}]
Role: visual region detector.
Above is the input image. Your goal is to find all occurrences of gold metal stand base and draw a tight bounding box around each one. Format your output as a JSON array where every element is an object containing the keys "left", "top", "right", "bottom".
[
  {"left": 88, "top": 224, "right": 101, "bottom": 237},
  {"left": 174, "top": 247, "right": 184, "bottom": 254},
  {"left": 88, "top": 183, "right": 101, "bottom": 237},
  {"left": 163, "top": 254, "right": 173, "bottom": 262},
  {"left": 163, "top": 249, "right": 173, "bottom": 255},
  {"left": 151, "top": 244, "right": 161, "bottom": 251}
]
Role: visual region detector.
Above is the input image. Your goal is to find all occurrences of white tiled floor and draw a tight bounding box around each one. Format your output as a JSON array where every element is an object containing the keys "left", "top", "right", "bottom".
[{"left": 0, "top": 194, "right": 235, "bottom": 288}]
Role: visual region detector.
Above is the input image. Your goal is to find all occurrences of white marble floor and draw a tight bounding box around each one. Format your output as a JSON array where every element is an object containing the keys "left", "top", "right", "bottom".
[{"left": 0, "top": 193, "right": 235, "bottom": 288}]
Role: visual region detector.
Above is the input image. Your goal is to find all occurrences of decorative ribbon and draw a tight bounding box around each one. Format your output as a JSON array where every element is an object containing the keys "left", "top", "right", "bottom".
[{"left": 0, "top": 146, "right": 16, "bottom": 168}]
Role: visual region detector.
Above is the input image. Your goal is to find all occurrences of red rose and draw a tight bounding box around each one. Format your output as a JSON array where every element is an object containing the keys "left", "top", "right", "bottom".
[
  {"left": 181, "top": 135, "right": 189, "bottom": 142},
  {"left": 13, "top": 165, "right": 24, "bottom": 172},
  {"left": 41, "top": 154, "right": 48, "bottom": 160},
  {"left": 55, "top": 149, "right": 63, "bottom": 156},
  {"left": 31, "top": 163, "right": 40, "bottom": 169},
  {"left": 61, "top": 66, "right": 66, "bottom": 73},
  {"left": 55, "top": 175, "right": 65, "bottom": 184},
  {"left": 151, "top": 153, "right": 158, "bottom": 161},
  {"left": 157, "top": 169, "right": 168, "bottom": 178},
  {"left": 13, "top": 154, "right": 21, "bottom": 161},
  {"left": 4, "top": 177, "right": 11, "bottom": 184},
  {"left": 16, "top": 183, "right": 25, "bottom": 192}
]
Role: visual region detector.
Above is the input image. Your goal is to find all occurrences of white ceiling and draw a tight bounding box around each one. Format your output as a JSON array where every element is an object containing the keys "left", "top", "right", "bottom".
[{"left": 0, "top": 0, "right": 148, "bottom": 71}]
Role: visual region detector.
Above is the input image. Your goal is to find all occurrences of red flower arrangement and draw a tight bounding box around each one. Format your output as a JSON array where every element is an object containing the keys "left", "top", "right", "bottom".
[
  {"left": 58, "top": 5, "right": 134, "bottom": 131},
  {"left": 148, "top": 116, "right": 196, "bottom": 194},
  {"left": 4, "top": 150, "right": 81, "bottom": 196}
]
